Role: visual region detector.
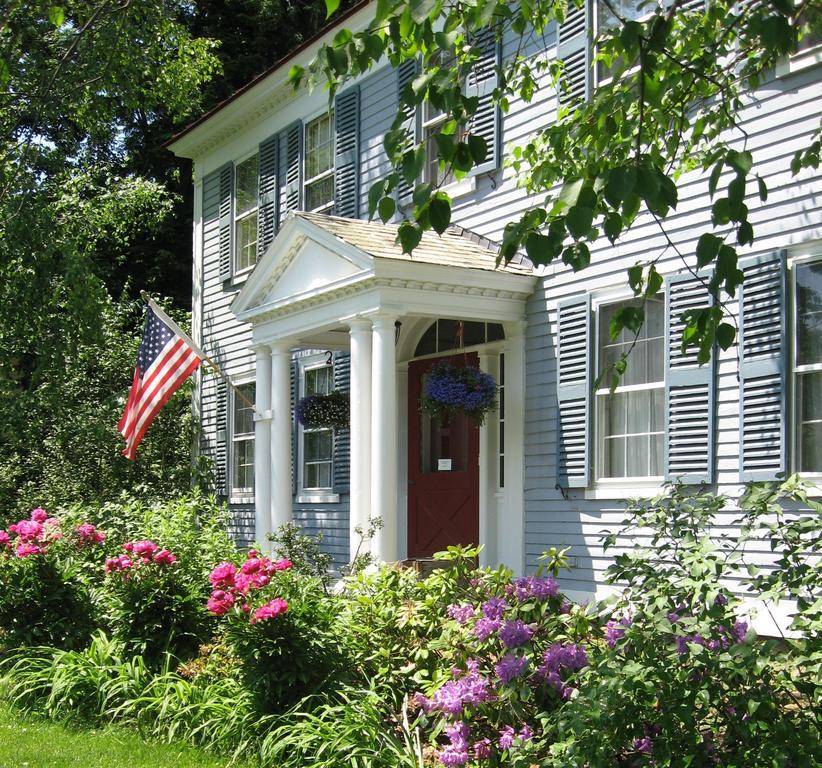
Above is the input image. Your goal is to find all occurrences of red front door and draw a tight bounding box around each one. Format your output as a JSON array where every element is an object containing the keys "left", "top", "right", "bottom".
[{"left": 407, "top": 354, "right": 480, "bottom": 558}]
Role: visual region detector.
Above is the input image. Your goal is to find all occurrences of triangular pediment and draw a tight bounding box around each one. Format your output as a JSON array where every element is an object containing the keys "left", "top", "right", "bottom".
[{"left": 233, "top": 215, "right": 374, "bottom": 320}]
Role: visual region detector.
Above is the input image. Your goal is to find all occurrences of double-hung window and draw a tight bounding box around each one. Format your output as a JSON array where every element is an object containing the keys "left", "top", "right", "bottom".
[
  {"left": 234, "top": 154, "right": 259, "bottom": 273},
  {"left": 595, "top": 297, "right": 665, "bottom": 480},
  {"left": 301, "top": 362, "right": 334, "bottom": 490},
  {"left": 793, "top": 258, "right": 822, "bottom": 473},
  {"left": 232, "top": 382, "right": 255, "bottom": 494},
  {"left": 304, "top": 112, "right": 335, "bottom": 213}
]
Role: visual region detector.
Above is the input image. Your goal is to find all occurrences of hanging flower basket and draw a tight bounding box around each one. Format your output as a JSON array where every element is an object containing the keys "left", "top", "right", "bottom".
[
  {"left": 296, "top": 390, "right": 349, "bottom": 429},
  {"left": 420, "top": 362, "right": 497, "bottom": 426}
]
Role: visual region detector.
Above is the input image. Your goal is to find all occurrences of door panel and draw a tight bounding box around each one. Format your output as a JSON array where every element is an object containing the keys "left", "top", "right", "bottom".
[{"left": 407, "top": 354, "right": 480, "bottom": 558}]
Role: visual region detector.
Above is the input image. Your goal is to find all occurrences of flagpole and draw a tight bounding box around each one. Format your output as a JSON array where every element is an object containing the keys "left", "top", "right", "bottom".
[{"left": 140, "top": 291, "right": 261, "bottom": 417}]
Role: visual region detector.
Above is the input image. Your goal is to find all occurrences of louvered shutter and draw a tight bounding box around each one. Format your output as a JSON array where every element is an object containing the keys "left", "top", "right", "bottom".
[
  {"left": 466, "top": 28, "right": 501, "bottom": 176},
  {"left": 396, "top": 58, "right": 420, "bottom": 208},
  {"left": 217, "top": 163, "right": 233, "bottom": 281},
  {"left": 215, "top": 379, "right": 229, "bottom": 496},
  {"left": 281, "top": 121, "right": 303, "bottom": 220},
  {"left": 556, "top": 295, "right": 591, "bottom": 487},
  {"left": 333, "top": 352, "right": 351, "bottom": 493},
  {"left": 334, "top": 87, "right": 360, "bottom": 218},
  {"left": 257, "top": 134, "right": 279, "bottom": 259},
  {"left": 665, "top": 273, "right": 716, "bottom": 483},
  {"left": 291, "top": 359, "right": 298, "bottom": 496},
  {"left": 738, "top": 251, "right": 787, "bottom": 481},
  {"left": 557, "top": 4, "right": 590, "bottom": 106}
]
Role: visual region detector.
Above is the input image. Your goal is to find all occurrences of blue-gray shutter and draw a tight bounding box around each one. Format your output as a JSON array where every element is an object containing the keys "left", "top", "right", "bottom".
[
  {"left": 281, "top": 121, "right": 303, "bottom": 220},
  {"left": 334, "top": 87, "right": 360, "bottom": 218},
  {"left": 466, "top": 27, "right": 501, "bottom": 176},
  {"left": 738, "top": 251, "right": 787, "bottom": 481},
  {"left": 557, "top": 4, "right": 590, "bottom": 106},
  {"left": 217, "top": 163, "right": 233, "bottom": 282},
  {"left": 257, "top": 134, "right": 279, "bottom": 259},
  {"left": 291, "top": 359, "right": 298, "bottom": 496},
  {"left": 396, "top": 58, "right": 420, "bottom": 208},
  {"left": 333, "top": 352, "right": 351, "bottom": 493},
  {"left": 215, "top": 378, "right": 228, "bottom": 496},
  {"left": 665, "top": 273, "right": 716, "bottom": 483},
  {"left": 556, "top": 295, "right": 591, "bottom": 487}
]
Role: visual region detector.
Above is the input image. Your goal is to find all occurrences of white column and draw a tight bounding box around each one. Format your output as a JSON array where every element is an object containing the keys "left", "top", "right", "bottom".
[
  {"left": 370, "top": 315, "right": 399, "bottom": 562},
  {"left": 499, "top": 323, "right": 526, "bottom": 576},
  {"left": 270, "top": 343, "right": 293, "bottom": 533},
  {"left": 479, "top": 352, "right": 499, "bottom": 568},
  {"left": 253, "top": 345, "right": 273, "bottom": 550},
  {"left": 348, "top": 319, "right": 372, "bottom": 561}
]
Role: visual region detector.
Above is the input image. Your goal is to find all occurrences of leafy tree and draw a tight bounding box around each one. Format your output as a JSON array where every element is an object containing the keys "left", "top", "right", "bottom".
[
  {"left": 0, "top": 2, "right": 220, "bottom": 511},
  {"left": 300, "top": 0, "right": 821, "bottom": 370}
]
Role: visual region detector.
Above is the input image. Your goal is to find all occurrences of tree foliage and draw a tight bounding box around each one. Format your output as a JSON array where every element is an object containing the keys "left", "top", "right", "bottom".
[{"left": 300, "top": 0, "right": 821, "bottom": 369}]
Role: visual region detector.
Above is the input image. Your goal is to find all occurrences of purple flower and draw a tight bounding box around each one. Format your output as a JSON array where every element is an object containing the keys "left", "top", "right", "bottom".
[
  {"left": 714, "top": 593, "right": 728, "bottom": 607},
  {"left": 732, "top": 620, "right": 748, "bottom": 643},
  {"left": 498, "top": 725, "right": 516, "bottom": 750},
  {"left": 518, "top": 724, "right": 533, "bottom": 742},
  {"left": 447, "top": 603, "right": 475, "bottom": 625},
  {"left": 438, "top": 721, "right": 471, "bottom": 766},
  {"left": 605, "top": 615, "right": 632, "bottom": 648},
  {"left": 537, "top": 643, "right": 588, "bottom": 695},
  {"left": 495, "top": 654, "right": 529, "bottom": 684},
  {"left": 667, "top": 611, "right": 680, "bottom": 624},
  {"left": 513, "top": 575, "right": 558, "bottom": 601},
  {"left": 473, "top": 738, "right": 492, "bottom": 759},
  {"left": 499, "top": 619, "right": 534, "bottom": 648},
  {"left": 633, "top": 736, "right": 653, "bottom": 755},
  {"left": 474, "top": 616, "right": 501, "bottom": 641},
  {"left": 481, "top": 596, "right": 508, "bottom": 620},
  {"left": 426, "top": 668, "right": 491, "bottom": 717}
]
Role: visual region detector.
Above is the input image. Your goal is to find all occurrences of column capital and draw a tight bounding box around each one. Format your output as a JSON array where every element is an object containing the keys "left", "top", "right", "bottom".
[
  {"left": 504, "top": 320, "right": 527, "bottom": 338},
  {"left": 251, "top": 343, "right": 272, "bottom": 355},
  {"left": 371, "top": 314, "right": 399, "bottom": 330},
  {"left": 347, "top": 317, "right": 372, "bottom": 332},
  {"left": 269, "top": 341, "right": 292, "bottom": 355}
]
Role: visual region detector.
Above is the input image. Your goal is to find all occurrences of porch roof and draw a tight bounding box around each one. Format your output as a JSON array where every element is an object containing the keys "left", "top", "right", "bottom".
[{"left": 232, "top": 212, "right": 536, "bottom": 346}]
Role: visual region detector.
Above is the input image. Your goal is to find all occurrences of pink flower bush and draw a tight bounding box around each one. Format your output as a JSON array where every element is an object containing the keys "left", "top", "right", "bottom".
[
  {"left": 104, "top": 541, "right": 176, "bottom": 578},
  {"left": 206, "top": 550, "right": 292, "bottom": 618},
  {"left": 251, "top": 597, "right": 289, "bottom": 623},
  {"left": 0, "top": 530, "right": 10, "bottom": 548},
  {"left": 30, "top": 508, "right": 48, "bottom": 523},
  {"left": 2, "top": 507, "right": 73, "bottom": 558},
  {"left": 153, "top": 549, "right": 177, "bottom": 566},
  {"left": 104, "top": 554, "right": 133, "bottom": 574},
  {"left": 75, "top": 522, "right": 106, "bottom": 547}
]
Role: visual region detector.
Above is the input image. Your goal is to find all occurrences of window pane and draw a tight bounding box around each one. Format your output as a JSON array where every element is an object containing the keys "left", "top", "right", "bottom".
[
  {"left": 236, "top": 214, "right": 257, "bottom": 271},
  {"left": 236, "top": 155, "right": 258, "bottom": 214},
  {"left": 798, "top": 370, "right": 822, "bottom": 473},
  {"left": 306, "top": 176, "right": 334, "bottom": 212},
  {"left": 627, "top": 389, "right": 650, "bottom": 435},
  {"left": 649, "top": 433, "right": 663, "bottom": 476},
  {"left": 234, "top": 384, "right": 256, "bottom": 435},
  {"left": 796, "top": 262, "right": 822, "bottom": 366},
  {"left": 602, "top": 436, "right": 625, "bottom": 478},
  {"left": 305, "top": 429, "right": 332, "bottom": 461},
  {"left": 306, "top": 366, "right": 331, "bottom": 396},
  {"left": 306, "top": 113, "right": 334, "bottom": 179}
]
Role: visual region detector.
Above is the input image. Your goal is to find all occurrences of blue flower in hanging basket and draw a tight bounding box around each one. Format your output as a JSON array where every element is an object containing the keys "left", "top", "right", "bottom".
[
  {"left": 420, "top": 362, "right": 497, "bottom": 425},
  {"left": 296, "top": 390, "right": 350, "bottom": 429}
]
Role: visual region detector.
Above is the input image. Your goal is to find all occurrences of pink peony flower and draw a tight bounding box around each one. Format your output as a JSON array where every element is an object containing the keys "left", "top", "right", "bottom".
[
  {"left": 0, "top": 530, "right": 10, "bottom": 547},
  {"left": 105, "top": 554, "right": 133, "bottom": 574},
  {"left": 129, "top": 540, "right": 159, "bottom": 560},
  {"left": 153, "top": 549, "right": 177, "bottom": 566},
  {"left": 75, "top": 522, "right": 106, "bottom": 546},
  {"left": 12, "top": 519, "right": 43, "bottom": 543},
  {"left": 16, "top": 542, "right": 42, "bottom": 557},
  {"left": 209, "top": 561, "right": 238, "bottom": 589},
  {"left": 251, "top": 597, "right": 288, "bottom": 623},
  {"left": 207, "top": 589, "right": 235, "bottom": 616},
  {"left": 240, "top": 557, "right": 263, "bottom": 575},
  {"left": 272, "top": 558, "right": 293, "bottom": 571},
  {"left": 30, "top": 508, "right": 48, "bottom": 523}
]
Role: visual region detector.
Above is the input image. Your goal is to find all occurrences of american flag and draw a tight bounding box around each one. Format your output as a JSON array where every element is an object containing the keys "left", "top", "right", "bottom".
[{"left": 118, "top": 304, "right": 202, "bottom": 460}]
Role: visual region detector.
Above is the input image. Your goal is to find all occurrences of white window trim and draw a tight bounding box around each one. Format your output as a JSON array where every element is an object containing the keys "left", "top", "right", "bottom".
[
  {"left": 592, "top": 292, "right": 666, "bottom": 486},
  {"left": 296, "top": 354, "right": 339, "bottom": 504},
  {"left": 229, "top": 375, "right": 256, "bottom": 501},
  {"left": 303, "top": 110, "right": 335, "bottom": 215},
  {"left": 233, "top": 151, "right": 259, "bottom": 277},
  {"left": 789, "top": 248, "right": 822, "bottom": 484}
]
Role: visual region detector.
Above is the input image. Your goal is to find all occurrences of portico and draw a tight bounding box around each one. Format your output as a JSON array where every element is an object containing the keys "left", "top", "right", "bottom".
[{"left": 232, "top": 212, "right": 535, "bottom": 571}]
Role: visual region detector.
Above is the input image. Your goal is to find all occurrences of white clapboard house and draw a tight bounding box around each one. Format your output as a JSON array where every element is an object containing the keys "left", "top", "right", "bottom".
[{"left": 169, "top": 1, "right": 822, "bottom": 613}]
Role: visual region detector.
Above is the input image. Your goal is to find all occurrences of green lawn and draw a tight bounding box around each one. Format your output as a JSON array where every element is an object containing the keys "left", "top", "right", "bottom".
[{"left": 0, "top": 701, "right": 246, "bottom": 768}]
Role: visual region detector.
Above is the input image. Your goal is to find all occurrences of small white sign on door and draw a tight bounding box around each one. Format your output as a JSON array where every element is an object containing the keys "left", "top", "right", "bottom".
[{"left": 438, "top": 458, "right": 452, "bottom": 471}]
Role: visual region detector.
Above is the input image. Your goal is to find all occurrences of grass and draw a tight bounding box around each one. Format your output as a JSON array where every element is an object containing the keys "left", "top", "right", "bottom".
[{"left": 0, "top": 700, "right": 245, "bottom": 768}]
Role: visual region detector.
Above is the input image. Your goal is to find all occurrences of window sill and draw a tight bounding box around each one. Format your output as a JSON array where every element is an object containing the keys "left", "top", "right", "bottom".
[
  {"left": 442, "top": 175, "right": 476, "bottom": 201},
  {"left": 229, "top": 494, "right": 255, "bottom": 505},
  {"left": 583, "top": 483, "right": 665, "bottom": 501},
  {"left": 776, "top": 45, "right": 822, "bottom": 77},
  {"left": 295, "top": 491, "right": 340, "bottom": 505}
]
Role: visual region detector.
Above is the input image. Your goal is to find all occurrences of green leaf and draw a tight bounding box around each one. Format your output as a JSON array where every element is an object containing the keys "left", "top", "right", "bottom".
[
  {"left": 604, "top": 166, "right": 635, "bottom": 206},
  {"left": 525, "top": 232, "right": 556, "bottom": 265},
  {"left": 429, "top": 195, "right": 452, "bottom": 234},
  {"left": 378, "top": 196, "right": 396, "bottom": 223},
  {"left": 453, "top": 142, "right": 473, "bottom": 173},
  {"left": 467, "top": 135, "right": 487, "bottom": 164},
  {"left": 696, "top": 233, "right": 721, "bottom": 268},
  {"left": 397, "top": 221, "right": 423, "bottom": 254},
  {"left": 603, "top": 212, "right": 622, "bottom": 243},
  {"left": 562, "top": 242, "right": 590, "bottom": 271},
  {"left": 412, "top": 183, "right": 433, "bottom": 207},
  {"left": 49, "top": 6, "right": 65, "bottom": 26},
  {"left": 368, "top": 180, "right": 387, "bottom": 219},
  {"left": 288, "top": 64, "right": 305, "bottom": 86},
  {"left": 756, "top": 175, "right": 768, "bottom": 202},
  {"left": 557, "top": 178, "right": 584, "bottom": 210},
  {"left": 708, "top": 160, "right": 723, "bottom": 198},
  {"left": 716, "top": 322, "right": 735, "bottom": 350},
  {"left": 737, "top": 220, "right": 754, "bottom": 247},
  {"left": 402, "top": 148, "right": 424, "bottom": 185},
  {"left": 0, "top": 59, "right": 8, "bottom": 89},
  {"left": 646, "top": 265, "right": 663, "bottom": 296},
  {"left": 566, "top": 206, "right": 594, "bottom": 239},
  {"left": 410, "top": 0, "right": 437, "bottom": 24},
  {"left": 627, "top": 264, "right": 643, "bottom": 294}
]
